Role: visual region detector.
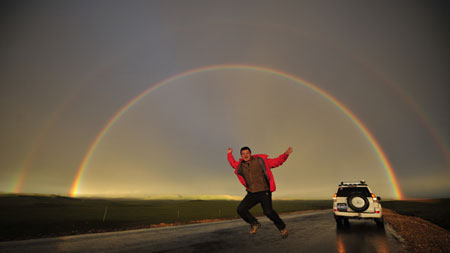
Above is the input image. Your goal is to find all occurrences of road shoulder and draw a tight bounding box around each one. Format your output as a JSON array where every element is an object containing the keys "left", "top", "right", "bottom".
[{"left": 383, "top": 208, "right": 450, "bottom": 252}]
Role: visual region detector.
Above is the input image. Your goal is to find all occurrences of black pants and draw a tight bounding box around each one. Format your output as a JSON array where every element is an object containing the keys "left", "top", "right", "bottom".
[{"left": 237, "top": 191, "right": 286, "bottom": 230}]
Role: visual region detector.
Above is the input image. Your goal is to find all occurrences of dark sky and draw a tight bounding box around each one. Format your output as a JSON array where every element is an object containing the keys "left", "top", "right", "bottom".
[{"left": 1, "top": 0, "right": 448, "bottom": 199}]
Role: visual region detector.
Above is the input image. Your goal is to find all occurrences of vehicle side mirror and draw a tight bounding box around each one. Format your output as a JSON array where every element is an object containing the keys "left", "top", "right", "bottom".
[{"left": 377, "top": 196, "right": 381, "bottom": 201}]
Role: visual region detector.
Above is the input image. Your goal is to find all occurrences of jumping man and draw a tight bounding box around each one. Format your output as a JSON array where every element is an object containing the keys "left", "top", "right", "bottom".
[{"left": 227, "top": 146, "right": 293, "bottom": 239}]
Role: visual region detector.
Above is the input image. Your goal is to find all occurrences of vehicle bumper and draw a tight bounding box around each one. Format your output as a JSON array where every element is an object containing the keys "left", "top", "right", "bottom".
[{"left": 334, "top": 210, "right": 383, "bottom": 219}]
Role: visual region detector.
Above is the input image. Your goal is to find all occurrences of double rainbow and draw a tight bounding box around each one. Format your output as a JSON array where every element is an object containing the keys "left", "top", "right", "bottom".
[{"left": 69, "top": 64, "right": 404, "bottom": 199}]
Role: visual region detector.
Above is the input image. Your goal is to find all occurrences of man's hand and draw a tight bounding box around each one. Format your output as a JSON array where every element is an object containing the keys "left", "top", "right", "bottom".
[
  {"left": 228, "top": 148, "right": 232, "bottom": 154},
  {"left": 285, "top": 147, "right": 293, "bottom": 155}
]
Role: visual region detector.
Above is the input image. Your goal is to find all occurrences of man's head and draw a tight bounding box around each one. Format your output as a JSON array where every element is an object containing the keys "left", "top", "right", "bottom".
[{"left": 240, "top": 146, "right": 252, "bottom": 162}]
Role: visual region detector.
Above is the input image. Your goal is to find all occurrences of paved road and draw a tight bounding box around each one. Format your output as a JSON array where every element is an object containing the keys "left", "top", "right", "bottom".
[{"left": 0, "top": 210, "right": 406, "bottom": 253}]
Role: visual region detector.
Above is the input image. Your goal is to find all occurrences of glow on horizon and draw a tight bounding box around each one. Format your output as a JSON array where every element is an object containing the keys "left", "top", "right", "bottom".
[{"left": 70, "top": 64, "right": 405, "bottom": 199}]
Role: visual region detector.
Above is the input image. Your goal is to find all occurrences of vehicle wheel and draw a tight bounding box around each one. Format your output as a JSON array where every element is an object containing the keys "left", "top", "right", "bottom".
[
  {"left": 347, "top": 193, "right": 369, "bottom": 212},
  {"left": 343, "top": 218, "right": 350, "bottom": 226},
  {"left": 375, "top": 217, "right": 384, "bottom": 228},
  {"left": 335, "top": 216, "right": 343, "bottom": 226}
]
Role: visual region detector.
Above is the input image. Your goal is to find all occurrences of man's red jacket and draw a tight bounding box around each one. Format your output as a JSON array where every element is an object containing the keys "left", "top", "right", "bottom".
[{"left": 227, "top": 152, "right": 289, "bottom": 192}]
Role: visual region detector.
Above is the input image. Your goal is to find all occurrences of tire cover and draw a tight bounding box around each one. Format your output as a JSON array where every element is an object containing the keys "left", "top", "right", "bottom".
[{"left": 347, "top": 193, "right": 369, "bottom": 212}]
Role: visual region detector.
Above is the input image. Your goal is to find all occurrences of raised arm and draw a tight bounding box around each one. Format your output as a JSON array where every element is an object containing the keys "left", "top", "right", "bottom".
[
  {"left": 227, "top": 148, "right": 240, "bottom": 169},
  {"left": 267, "top": 147, "right": 293, "bottom": 168}
]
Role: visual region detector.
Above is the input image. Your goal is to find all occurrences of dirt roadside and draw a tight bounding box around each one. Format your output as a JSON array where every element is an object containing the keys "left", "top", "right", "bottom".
[{"left": 383, "top": 208, "right": 450, "bottom": 252}]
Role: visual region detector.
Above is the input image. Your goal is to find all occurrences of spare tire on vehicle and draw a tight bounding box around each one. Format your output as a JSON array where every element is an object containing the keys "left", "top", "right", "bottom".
[{"left": 347, "top": 193, "right": 369, "bottom": 212}]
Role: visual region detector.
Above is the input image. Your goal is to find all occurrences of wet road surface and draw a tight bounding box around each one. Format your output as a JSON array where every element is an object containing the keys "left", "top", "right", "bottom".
[{"left": 0, "top": 210, "right": 406, "bottom": 252}]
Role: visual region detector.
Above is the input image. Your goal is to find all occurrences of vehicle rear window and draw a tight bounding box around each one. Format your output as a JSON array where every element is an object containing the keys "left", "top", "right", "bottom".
[{"left": 337, "top": 187, "right": 371, "bottom": 197}]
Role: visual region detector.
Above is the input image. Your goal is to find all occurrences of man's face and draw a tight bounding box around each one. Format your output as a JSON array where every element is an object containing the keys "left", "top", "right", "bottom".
[{"left": 241, "top": 150, "right": 252, "bottom": 162}]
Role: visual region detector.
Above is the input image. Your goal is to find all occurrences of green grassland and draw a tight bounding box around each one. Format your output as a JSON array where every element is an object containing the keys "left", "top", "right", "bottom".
[
  {"left": 382, "top": 198, "right": 450, "bottom": 231},
  {"left": 0, "top": 194, "right": 331, "bottom": 241}
]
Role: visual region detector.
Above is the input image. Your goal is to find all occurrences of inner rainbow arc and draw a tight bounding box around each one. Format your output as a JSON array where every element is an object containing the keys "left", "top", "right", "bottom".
[{"left": 70, "top": 64, "right": 404, "bottom": 199}]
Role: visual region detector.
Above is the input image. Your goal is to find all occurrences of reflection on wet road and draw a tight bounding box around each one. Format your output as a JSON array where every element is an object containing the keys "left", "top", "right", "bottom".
[
  {"left": 336, "top": 221, "right": 393, "bottom": 253},
  {"left": 0, "top": 210, "right": 407, "bottom": 252}
]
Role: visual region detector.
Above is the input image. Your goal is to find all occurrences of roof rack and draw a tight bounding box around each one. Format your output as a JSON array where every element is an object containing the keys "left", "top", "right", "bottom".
[{"left": 339, "top": 180, "right": 367, "bottom": 186}]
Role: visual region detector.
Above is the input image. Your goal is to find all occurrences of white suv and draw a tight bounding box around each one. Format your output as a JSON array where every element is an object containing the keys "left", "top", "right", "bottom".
[{"left": 333, "top": 181, "right": 384, "bottom": 227}]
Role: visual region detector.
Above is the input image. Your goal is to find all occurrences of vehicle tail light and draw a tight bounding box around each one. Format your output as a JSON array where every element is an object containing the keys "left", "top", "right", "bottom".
[
  {"left": 334, "top": 209, "right": 338, "bottom": 212},
  {"left": 371, "top": 193, "right": 377, "bottom": 202},
  {"left": 333, "top": 193, "right": 337, "bottom": 201},
  {"left": 376, "top": 211, "right": 380, "bottom": 213}
]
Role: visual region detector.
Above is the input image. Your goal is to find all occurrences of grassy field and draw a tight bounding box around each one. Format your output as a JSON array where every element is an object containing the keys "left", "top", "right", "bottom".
[
  {"left": 0, "top": 194, "right": 332, "bottom": 241},
  {"left": 382, "top": 198, "right": 450, "bottom": 231}
]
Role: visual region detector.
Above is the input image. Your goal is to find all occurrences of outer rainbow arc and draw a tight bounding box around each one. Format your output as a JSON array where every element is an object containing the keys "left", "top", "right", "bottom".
[
  {"left": 70, "top": 64, "right": 404, "bottom": 199},
  {"left": 13, "top": 51, "right": 134, "bottom": 194},
  {"left": 13, "top": 95, "right": 75, "bottom": 194},
  {"left": 359, "top": 62, "right": 450, "bottom": 170}
]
